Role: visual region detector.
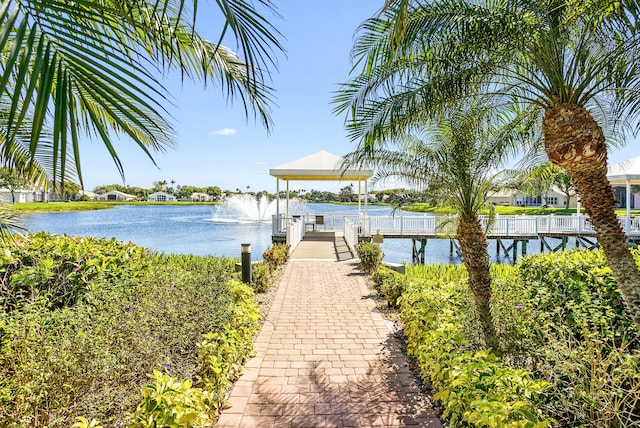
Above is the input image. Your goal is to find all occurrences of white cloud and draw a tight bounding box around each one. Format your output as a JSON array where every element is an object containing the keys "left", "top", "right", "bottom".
[
  {"left": 256, "top": 161, "right": 267, "bottom": 166},
  {"left": 210, "top": 128, "right": 237, "bottom": 136}
]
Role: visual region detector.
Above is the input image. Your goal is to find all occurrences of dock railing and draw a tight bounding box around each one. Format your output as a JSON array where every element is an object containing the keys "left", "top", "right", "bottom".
[
  {"left": 286, "top": 217, "right": 305, "bottom": 252},
  {"left": 276, "top": 213, "right": 640, "bottom": 240},
  {"left": 351, "top": 214, "right": 637, "bottom": 238},
  {"left": 344, "top": 218, "right": 360, "bottom": 255}
]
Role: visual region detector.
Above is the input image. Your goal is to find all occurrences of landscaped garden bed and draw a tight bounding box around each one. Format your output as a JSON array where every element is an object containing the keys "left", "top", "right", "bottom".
[
  {"left": 0, "top": 233, "right": 289, "bottom": 427},
  {"left": 356, "top": 243, "right": 640, "bottom": 427}
]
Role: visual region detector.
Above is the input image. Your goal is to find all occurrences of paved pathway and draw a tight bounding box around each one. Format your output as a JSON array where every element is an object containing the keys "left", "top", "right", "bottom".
[{"left": 217, "top": 260, "right": 442, "bottom": 427}]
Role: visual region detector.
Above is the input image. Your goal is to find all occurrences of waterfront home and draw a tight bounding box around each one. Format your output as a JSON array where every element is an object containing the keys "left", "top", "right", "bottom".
[
  {"left": 487, "top": 187, "right": 577, "bottom": 208},
  {"left": 190, "top": 192, "right": 211, "bottom": 202},
  {"left": 97, "top": 190, "right": 137, "bottom": 201},
  {"left": 148, "top": 192, "right": 176, "bottom": 202},
  {"left": 0, "top": 188, "right": 42, "bottom": 203},
  {"left": 78, "top": 190, "right": 98, "bottom": 200}
]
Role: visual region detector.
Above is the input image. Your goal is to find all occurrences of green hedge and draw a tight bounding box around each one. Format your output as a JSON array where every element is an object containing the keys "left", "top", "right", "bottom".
[
  {"left": 398, "top": 265, "right": 554, "bottom": 427},
  {"left": 401, "top": 250, "right": 640, "bottom": 427},
  {"left": 0, "top": 233, "right": 259, "bottom": 427}
]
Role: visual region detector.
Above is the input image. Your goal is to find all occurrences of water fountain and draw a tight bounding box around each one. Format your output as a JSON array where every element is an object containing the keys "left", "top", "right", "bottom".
[{"left": 210, "top": 194, "right": 305, "bottom": 223}]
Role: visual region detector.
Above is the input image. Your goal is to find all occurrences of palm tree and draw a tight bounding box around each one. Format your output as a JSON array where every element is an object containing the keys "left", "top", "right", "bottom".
[
  {"left": 334, "top": 0, "right": 640, "bottom": 326},
  {"left": 345, "top": 102, "right": 526, "bottom": 352},
  {"left": 1, "top": 0, "right": 282, "bottom": 187}
]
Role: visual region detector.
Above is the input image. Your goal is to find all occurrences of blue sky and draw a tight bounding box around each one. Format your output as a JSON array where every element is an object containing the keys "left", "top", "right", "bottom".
[
  {"left": 80, "top": 1, "right": 385, "bottom": 193},
  {"left": 79, "top": 1, "right": 640, "bottom": 193}
]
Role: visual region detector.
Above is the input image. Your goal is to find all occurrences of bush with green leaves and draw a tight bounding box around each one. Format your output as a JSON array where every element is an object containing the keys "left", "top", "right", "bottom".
[
  {"left": 491, "top": 249, "right": 640, "bottom": 426},
  {"left": 129, "top": 279, "right": 260, "bottom": 427},
  {"left": 355, "top": 241, "right": 383, "bottom": 272},
  {"left": 398, "top": 267, "right": 554, "bottom": 427},
  {"left": 0, "top": 234, "right": 257, "bottom": 427},
  {"left": 403, "top": 251, "right": 640, "bottom": 427},
  {"left": 250, "top": 261, "right": 273, "bottom": 292},
  {"left": 371, "top": 265, "right": 409, "bottom": 307},
  {"left": 0, "top": 232, "right": 150, "bottom": 310},
  {"left": 261, "top": 243, "right": 290, "bottom": 272}
]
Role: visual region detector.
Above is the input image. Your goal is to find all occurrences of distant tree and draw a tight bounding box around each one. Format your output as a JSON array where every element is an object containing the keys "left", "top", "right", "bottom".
[
  {"left": 206, "top": 186, "right": 223, "bottom": 201},
  {"left": 126, "top": 186, "right": 151, "bottom": 200},
  {"left": 339, "top": 184, "right": 355, "bottom": 202},
  {"left": 93, "top": 184, "right": 127, "bottom": 194},
  {"left": 59, "top": 182, "right": 81, "bottom": 201},
  {"left": 175, "top": 185, "right": 205, "bottom": 200},
  {"left": 152, "top": 181, "right": 166, "bottom": 193},
  {"left": 553, "top": 169, "right": 576, "bottom": 208}
]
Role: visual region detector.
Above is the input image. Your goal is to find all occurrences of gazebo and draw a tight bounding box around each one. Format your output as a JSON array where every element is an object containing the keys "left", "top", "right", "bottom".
[
  {"left": 269, "top": 150, "right": 373, "bottom": 222},
  {"left": 607, "top": 155, "right": 640, "bottom": 234}
]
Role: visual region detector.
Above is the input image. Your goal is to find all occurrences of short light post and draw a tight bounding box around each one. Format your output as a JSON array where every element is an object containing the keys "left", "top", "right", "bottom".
[{"left": 241, "top": 243, "right": 252, "bottom": 284}]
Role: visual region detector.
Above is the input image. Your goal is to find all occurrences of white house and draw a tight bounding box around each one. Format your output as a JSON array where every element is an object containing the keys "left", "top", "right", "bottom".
[
  {"left": 97, "top": 190, "right": 137, "bottom": 201},
  {"left": 0, "top": 188, "right": 40, "bottom": 203},
  {"left": 78, "top": 190, "right": 98, "bottom": 200},
  {"left": 512, "top": 186, "right": 575, "bottom": 208},
  {"left": 190, "top": 192, "right": 211, "bottom": 202},
  {"left": 488, "top": 186, "right": 577, "bottom": 208},
  {"left": 148, "top": 192, "right": 176, "bottom": 202},
  {"left": 487, "top": 189, "right": 517, "bottom": 206}
]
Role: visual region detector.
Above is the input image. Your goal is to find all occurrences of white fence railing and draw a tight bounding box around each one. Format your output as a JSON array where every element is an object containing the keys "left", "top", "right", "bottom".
[
  {"left": 275, "top": 213, "right": 640, "bottom": 239},
  {"left": 343, "top": 218, "right": 360, "bottom": 255},
  {"left": 286, "top": 218, "right": 305, "bottom": 252},
  {"left": 352, "top": 214, "right": 639, "bottom": 238}
]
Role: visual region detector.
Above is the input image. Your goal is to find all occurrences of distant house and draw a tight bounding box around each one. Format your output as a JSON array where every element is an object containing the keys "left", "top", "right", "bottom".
[
  {"left": 78, "top": 190, "right": 98, "bottom": 200},
  {"left": 0, "top": 188, "right": 40, "bottom": 203},
  {"left": 190, "top": 192, "right": 211, "bottom": 202},
  {"left": 148, "top": 192, "right": 176, "bottom": 202},
  {"left": 487, "top": 189, "right": 517, "bottom": 206},
  {"left": 488, "top": 187, "right": 577, "bottom": 208},
  {"left": 97, "top": 190, "right": 137, "bottom": 201}
]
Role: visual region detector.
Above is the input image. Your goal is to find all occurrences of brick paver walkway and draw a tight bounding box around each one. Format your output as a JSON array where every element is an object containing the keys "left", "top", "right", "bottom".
[{"left": 217, "top": 260, "right": 442, "bottom": 427}]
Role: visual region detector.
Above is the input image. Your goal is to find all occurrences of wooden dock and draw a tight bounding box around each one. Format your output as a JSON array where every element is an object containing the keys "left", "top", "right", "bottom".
[{"left": 273, "top": 213, "right": 640, "bottom": 264}]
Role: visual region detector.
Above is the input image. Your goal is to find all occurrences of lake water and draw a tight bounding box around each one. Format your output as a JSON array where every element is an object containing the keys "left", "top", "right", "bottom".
[{"left": 20, "top": 203, "right": 466, "bottom": 264}]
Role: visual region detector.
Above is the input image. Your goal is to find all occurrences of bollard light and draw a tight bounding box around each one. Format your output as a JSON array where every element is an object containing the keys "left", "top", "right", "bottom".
[{"left": 241, "top": 243, "right": 252, "bottom": 284}]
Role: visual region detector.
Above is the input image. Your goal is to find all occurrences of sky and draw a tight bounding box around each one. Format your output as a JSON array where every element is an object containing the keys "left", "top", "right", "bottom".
[
  {"left": 78, "top": 1, "right": 640, "bottom": 194},
  {"left": 79, "top": 1, "right": 387, "bottom": 193}
]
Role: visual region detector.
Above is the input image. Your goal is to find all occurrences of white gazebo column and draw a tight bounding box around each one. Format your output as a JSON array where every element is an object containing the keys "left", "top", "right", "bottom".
[
  {"left": 276, "top": 178, "right": 280, "bottom": 218},
  {"left": 358, "top": 180, "right": 362, "bottom": 217},
  {"left": 286, "top": 180, "right": 290, "bottom": 220},
  {"left": 626, "top": 179, "right": 631, "bottom": 235}
]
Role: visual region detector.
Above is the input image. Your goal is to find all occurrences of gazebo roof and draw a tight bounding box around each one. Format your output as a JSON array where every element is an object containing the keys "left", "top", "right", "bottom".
[
  {"left": 607, "top": 156, "right": 640, "bottom": 184},
  {"left": 269, "top": 150, "right": 372, "bottom": 181}
]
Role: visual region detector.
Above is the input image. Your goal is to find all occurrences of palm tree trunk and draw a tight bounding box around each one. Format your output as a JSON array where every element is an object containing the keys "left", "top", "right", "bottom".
[
  {"left": 543, "top": 103, "right": 640, "bottom": 327},
  {"left": 457, "top": 215, "right": 501, "bottom": 353}
]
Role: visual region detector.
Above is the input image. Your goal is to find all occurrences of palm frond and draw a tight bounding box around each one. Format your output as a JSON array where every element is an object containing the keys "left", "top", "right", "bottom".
[{"left": 1, "top": 0, "right": 282, "bottom": 183}]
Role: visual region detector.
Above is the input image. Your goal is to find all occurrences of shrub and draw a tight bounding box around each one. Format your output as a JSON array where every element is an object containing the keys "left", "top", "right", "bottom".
[
  {"left": 398, "top": 272, "right": 554, "bottom": 427},
  {"left": 355, "top": 241, "right": 383, "bottom": 272},
  {"left": 404, "top": 251, "right": 640, "bottom": 427},
  {"left": 261, "top": 243, "right": 290, "bottom": 272},
  {"left": 0, "top": 232, "right": 150, "bottom": 310},
  {"left": 371, "top": 265, "right": 395, "bottom": 293},
  {"left": 129, "top": 279, "right": 260, "bottom": 426},
  {"left": 0, "top": 237, "right": 256, "bottom": 427},
  {"left": 371, "top": 266, "right": 409, "bottom": 307},
  {"left": 517, "top": 249, "right": 635, "bottom": 343},
  {"left": 497, "top": 250, "right": 640, "bottom": 426},
  {"left": 250, "top": 262, "right": 273, "bottom": 293}
]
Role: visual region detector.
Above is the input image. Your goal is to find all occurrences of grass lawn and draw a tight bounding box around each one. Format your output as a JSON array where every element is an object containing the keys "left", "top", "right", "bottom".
[{"left": 12, "top": 201, "right": 218, "bottom": 213}]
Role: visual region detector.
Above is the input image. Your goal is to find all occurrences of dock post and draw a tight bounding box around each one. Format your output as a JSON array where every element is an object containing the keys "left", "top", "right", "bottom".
[{"left": 241, "top": 243, "right": 252, "bottom": 284}]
